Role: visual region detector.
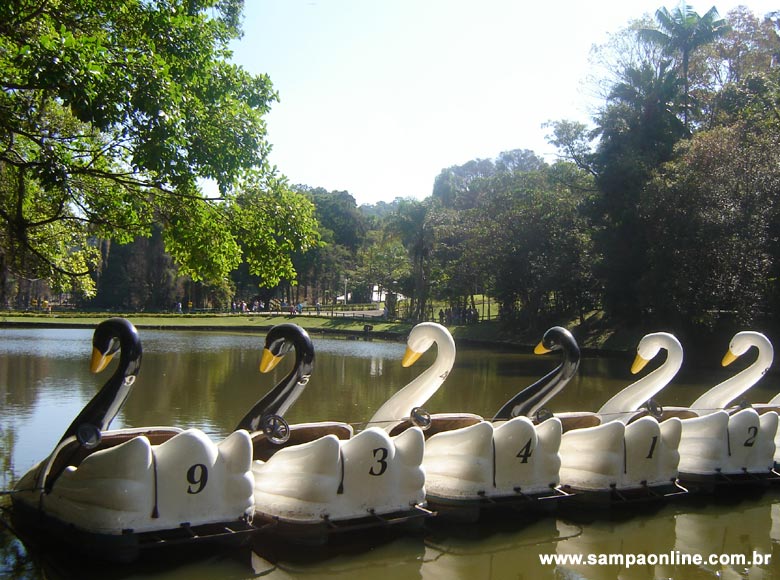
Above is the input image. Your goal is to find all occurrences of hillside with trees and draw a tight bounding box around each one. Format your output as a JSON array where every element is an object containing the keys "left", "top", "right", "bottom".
[{"left": 4, "top": 3, "right": 780, "bottom": 351}]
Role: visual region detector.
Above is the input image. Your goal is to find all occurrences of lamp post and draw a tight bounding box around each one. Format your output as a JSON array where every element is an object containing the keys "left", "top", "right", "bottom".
[{"left": 344, "top": 278, "right": 349, "bottom": 305}]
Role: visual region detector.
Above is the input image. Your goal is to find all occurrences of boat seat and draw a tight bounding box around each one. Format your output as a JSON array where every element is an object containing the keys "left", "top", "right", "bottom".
[
  {"left": 251, "top": 422, "right": 353, "bottom": 462},
  {"left": 388, "top": 413, "right": 483, "bottom": 439},
  {"left": 624, "top": 408, "right": 696, "bottom": 423},
  {"left": 557, "top": 412, "right": 602, "bottom": 433},
  {"left": 658, "top": 409, "right": 699, "bottom": 420},
  {"left": 44, "top": 427, "right": 182, "bottom": 492}
]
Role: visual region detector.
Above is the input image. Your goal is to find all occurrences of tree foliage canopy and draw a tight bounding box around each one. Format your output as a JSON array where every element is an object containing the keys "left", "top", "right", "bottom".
[{"left": 0, "top": 0, "right": 318, "bottom": 300}]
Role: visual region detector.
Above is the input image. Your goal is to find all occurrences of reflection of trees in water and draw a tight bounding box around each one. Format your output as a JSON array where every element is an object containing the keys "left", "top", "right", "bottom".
[
  {"left": 121, "top": 348, "right": 247, "bottom": 434},
  {"left": 1, "top": 430, "right": 37, "bottom": 580},
  {"left": 1, "top": 357, "right": 81, "bottom": 492},
  {"left": 1, "top": 357, "right": 50, "bottom": 411},
  {"left": 0, "top": 428, "right": 16, "bottom": 491},
  {"left": 0, "top": 527, "right": 38, "bottom": 580}
]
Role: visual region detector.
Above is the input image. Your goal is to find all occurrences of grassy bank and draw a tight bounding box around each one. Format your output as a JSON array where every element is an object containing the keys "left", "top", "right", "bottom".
[
  {"left": 0, "top": 310, "right": 640, "bottom": 354},
  {"left": 0, "top": 310, "right": 410, "bottom": 334}
]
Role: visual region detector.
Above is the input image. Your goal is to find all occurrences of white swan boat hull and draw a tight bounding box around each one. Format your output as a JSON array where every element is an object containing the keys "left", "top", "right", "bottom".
[
  {"left": 11, "top": 427, "right": 256, "bottom": 562},
  {"left": 557, "top": 414, "right": 684, "bottom": 502},
  {"left": 675, "top": 408, "right": 779, "bottom": 487},
  {"left": 250, "top": 424, "right": 429, "bottom": 541},
  {"left": 421, "top": 416, "right": 563, "bottom": 516}
]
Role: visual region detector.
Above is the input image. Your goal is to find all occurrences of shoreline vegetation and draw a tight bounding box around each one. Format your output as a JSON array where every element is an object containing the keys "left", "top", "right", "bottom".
[{"left": 0, "top": 309, "right": 648, "bottom": 359}]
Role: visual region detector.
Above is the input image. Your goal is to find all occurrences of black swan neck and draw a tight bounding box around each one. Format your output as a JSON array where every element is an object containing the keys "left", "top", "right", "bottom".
[
  {"left": 492, "top": 339, "right": 580, "bottom": 421},
  {"left": 58, "top": 318, "right": 142, "bottom": 446},
  {"left": 235, "top": 325, "right": 314, "bottom": 432}
]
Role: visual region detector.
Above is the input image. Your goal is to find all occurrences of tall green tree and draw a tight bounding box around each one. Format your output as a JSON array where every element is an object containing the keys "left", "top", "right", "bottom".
[
  {"left": 591, "top": 59, "right": 686, "bottom": 321},
  {"left": 475, "top": 163, "right": 595, "bottom": 328},
  {"left": 354, "top": 234, "right": 410, "bottom": 311},
  {"left": 432, "top": 158, "right": 497, "bottom": 209},
  {"left": 230, "top": 173, "right": 320, "bottom": 289},
  {"left": 640, "top": 4, "right": 729, "bottom": 127},
  {"left": 387, "top": 199, "right": 435, "bottom": 322},
  {"left": 93, "top": 227, "right": 183, "bottom": 310},
  {"left": 640, "top": 123, "right": 778, "bottom": 328},
  {"left": 0, "top": 0, "right": 308, "bottom": 306},
  {"left": 301, "top": 187, "right": 368, "bottom": 252}
]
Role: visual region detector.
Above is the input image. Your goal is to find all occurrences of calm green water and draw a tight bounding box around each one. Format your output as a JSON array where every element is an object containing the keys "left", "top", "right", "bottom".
[{"left": 1, "top": 327, "right": 780, "bottom": 579}]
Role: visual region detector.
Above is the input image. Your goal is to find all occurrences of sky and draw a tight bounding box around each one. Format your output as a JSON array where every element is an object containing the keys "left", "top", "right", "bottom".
[{"left": 229, "top": 0, "right": 779, "bottom": 206}]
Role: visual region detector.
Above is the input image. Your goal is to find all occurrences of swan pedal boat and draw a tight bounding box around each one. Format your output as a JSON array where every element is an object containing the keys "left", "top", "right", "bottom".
[
  {"left": 555, "top": 333, "right": 688, "bottom": 507},
  {"left": 754, "top": 393, "right": 780, "bottom": 471},
  {"left": 236, "top": 324, "right": 430, "bottom": 544},
  {"left": 9, "top": 318, "right": 257, "bottom": 563},
  {"left": 663, "top": 332, "right": 780, "bottom": 491},
  {"left": 374, "top": 323, "right": 572, "bottom": 522}
]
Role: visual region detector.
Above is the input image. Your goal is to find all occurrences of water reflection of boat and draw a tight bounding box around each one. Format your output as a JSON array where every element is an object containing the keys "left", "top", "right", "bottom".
[
  {"left": 555, "top": 496, "right": 779, "bottom": 579},
  {"left": 248, "top": 533, "right": 426, "bottom": 579},
  {"left": 668, "top": 499, "right": 777, "bottom": 578},
  {"left": 8, "top": 318, "right": 256, "bottom": 563},
  {"left": 422, "top": 517, "right": 576, "bottom": 579},
  {"left": 554, "top": 509, "right": 677, "bottom": 579}
]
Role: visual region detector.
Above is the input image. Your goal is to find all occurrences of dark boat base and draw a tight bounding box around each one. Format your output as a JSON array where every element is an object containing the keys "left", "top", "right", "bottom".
[
  {"left": 678, "top": 468, "right": 780, "bottom": 494},
  {"left": 7, "top": 498, "right": 257, "bottom": 564},
  {"left": 252, "top": 504, "right": 434, "bottom": 545},
  {"left": 556, "top": 480, "right": 689, "bottom": 515},
  {"left": 424, "top": 486, "right": 574, "bottom": 524}
]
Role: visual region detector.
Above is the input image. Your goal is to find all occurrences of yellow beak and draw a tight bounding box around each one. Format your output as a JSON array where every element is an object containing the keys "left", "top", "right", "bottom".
[
  {"left": 260, "top": 348, "right": 283, "bottom": 373},
  {"left": 90, "top": 347, "right": 113, "bottom": 373},
  {"left": 402, "top": 347, "right": 423, "bottom": 368},
  {"left": 722, "top": 350, "right": 738, "bottom": 367},
  {"left": 534, "top": 341, "right": 551, "bottom": 355},
  {"left": 631, "top": 354, "right": 650, "bottom": 375}
]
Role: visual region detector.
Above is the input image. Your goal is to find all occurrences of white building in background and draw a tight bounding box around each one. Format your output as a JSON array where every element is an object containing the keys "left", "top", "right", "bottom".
[{"left": 335, "top": 285, "right": 405, "bottom": 304}]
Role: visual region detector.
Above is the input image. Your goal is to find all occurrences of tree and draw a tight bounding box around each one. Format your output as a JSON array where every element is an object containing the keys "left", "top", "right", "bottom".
[
  {"left": 640, "top": 4, "right": 729, "bottom": 127},
  {"left": 544, "top": 120, "right": 598, "bottom": 176},
  {"left": 431, "top": 158, "right": 497, "bottom": 209},
  {"left": 640, "top": 123, "right": 778, "bottom": 328},
  {"left": 387, "top": 199, "right": 435, "bottom": 322},
  {"left": 92, "top": 227, "right": 183, "bottom": 310},
  {"left": 0, "top": 0, "right": 302, "bottom": 305},
  {"left": 299, "top": 187, "right": 368, "bottom": 252},
  {"left": 354, "top": 234, "right": 410, "bottom": 313},
  {"left": 230, "top": 173, "right": 320, "bottom": 289},
  {"left": 475, "top": 163, "right": 595, "bottom": 328},
  {"left": 707, "top": 7, "right": 779, "bottom": 87},
  {"left": 590, "top": 59, "right": 686, "bottom": 322}
]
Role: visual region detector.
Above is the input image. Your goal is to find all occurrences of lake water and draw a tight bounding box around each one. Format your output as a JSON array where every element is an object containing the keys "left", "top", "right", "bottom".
[{"left": 1, "top": 326, "right": 780, "bottom": 579}]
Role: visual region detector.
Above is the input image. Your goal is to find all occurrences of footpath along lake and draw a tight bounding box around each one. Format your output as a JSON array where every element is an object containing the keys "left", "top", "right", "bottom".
[{"left": 1, "top": 326, "right": 779, "bottom": 578}]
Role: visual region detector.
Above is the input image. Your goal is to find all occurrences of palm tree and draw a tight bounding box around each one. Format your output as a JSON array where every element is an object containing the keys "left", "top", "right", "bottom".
[
  {"left": 608, "top": 60, "right": 687, "bottom": 146},
  {"left": 387, "top": 199, "right": 435, "bottom": 322},
  {"left": 640, "top": 3, "right": 730, "bottom": 127}
]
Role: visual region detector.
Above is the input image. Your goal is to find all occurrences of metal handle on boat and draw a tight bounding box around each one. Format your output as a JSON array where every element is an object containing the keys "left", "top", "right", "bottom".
[{"left": 261, "top": 414, "right": 291, "bottom": 444}]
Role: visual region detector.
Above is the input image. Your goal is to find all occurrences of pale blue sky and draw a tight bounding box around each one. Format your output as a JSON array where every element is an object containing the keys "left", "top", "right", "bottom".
[{"left": 230, "top": 1, "right": 778, "bottom": 205}]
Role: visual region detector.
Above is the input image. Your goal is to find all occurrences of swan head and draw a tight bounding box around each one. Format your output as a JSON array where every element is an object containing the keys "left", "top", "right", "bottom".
[
  {"left": 90, "top": 317, "right": 141, "bottom": 374},
  {"left": 534, "top": 326, "right": 578, "bottom": 356},
  {"left": 722, "top": 331, "right": 773, "bottom": 367},
  {"left": 402, "top": 322, "right": 454, "bottom": 368},
  {"left": 631, "top": 332, "right": 682, "bottom": 374},
  {"left": 259, "top": 323, "right": 314, "bottom": 373}
]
